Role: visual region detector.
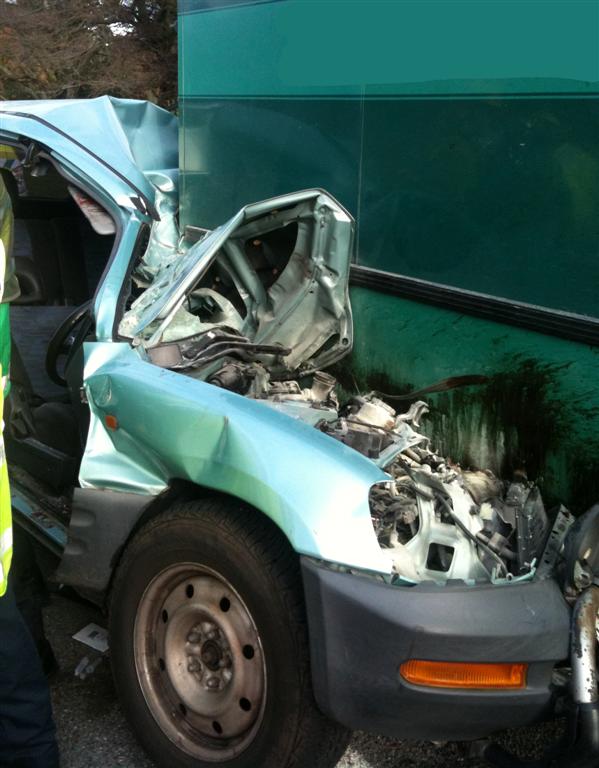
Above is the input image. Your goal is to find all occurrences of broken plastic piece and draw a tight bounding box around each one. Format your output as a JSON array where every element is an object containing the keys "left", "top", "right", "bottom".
[
  {"left": 74, "top": 654, "right": 104, "bottom": 680},
  {"left": 72, "top": 622, "right": 109, "bottom": 653}
]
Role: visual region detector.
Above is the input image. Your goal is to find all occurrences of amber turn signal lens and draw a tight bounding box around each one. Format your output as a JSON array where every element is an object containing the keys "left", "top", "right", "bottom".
[
  {"left": 105, "top": 414, "right": 119, "bottom": 431},
  {"left": 400, "top": 660, "right": 527, "bottom": 690}
]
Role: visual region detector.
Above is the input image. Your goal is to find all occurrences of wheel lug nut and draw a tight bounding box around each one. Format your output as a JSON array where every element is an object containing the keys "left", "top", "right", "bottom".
[
  {"left": 206, "top": 676, "right": 220, "bottom": 689},
  {"left": 187, "top": 631, "right": 201, "bottom": 644}
]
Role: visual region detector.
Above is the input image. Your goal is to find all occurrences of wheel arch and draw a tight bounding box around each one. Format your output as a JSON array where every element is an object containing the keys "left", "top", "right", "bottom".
[{"left": 56, "top": 479, "right": 297, "bottom": 607}]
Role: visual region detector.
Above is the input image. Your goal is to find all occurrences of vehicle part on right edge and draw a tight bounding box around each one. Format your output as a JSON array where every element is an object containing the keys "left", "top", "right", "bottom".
[{"left": 480, "top": 504, "right": 599, "bottom": 768}]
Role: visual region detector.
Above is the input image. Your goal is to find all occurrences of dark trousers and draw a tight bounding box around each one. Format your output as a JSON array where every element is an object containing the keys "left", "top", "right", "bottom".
[
  {"left": 0, "top": 584, "right": 59, "bottom": 768},
  {"left": 11, "top": 528, "right": 56, "bottom": 677}
]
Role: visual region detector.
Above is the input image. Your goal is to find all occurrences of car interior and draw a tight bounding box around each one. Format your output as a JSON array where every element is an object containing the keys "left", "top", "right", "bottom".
[{"left": 1, "top": 155, "right": 116, "bottom": 497}]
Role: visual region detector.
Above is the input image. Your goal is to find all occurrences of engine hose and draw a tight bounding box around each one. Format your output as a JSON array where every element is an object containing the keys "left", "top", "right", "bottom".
[{"left": 374, "top": 374, "right": 489, "bottom": 401}]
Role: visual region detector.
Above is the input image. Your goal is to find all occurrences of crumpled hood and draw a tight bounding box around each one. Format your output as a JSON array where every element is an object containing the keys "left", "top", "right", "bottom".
[
  {"left": 120, "top": 189, "right": 355, "bottom": 377},
  {"left": 0, "top": 96, "right": 178, "bottom": 218}
]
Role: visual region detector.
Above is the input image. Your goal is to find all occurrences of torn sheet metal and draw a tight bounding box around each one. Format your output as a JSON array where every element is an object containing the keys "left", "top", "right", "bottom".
[
  {"left": 120, "top": 189, "right": 354, "bottom": 378},
  {"left": 133, "top": 182, "right": 181, "bottom": 283}
]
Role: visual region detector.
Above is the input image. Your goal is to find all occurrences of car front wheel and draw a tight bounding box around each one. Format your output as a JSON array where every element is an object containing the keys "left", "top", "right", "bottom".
[{"left": 109, "top": 497, "right": 349, "bottom": 768}]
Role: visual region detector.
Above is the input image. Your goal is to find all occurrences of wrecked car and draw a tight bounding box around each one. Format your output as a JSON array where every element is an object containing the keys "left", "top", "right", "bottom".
[{"left": 1, "top": 97, "right": 598, "bottom": 768}]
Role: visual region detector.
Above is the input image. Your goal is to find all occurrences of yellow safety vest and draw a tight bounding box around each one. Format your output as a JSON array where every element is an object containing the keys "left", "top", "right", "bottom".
[
  {"left": 0, "top": 355, "right": 10, "bottom": 597},
  {"left": 0, "top": 175, "right": 12, "bottom": 596}
]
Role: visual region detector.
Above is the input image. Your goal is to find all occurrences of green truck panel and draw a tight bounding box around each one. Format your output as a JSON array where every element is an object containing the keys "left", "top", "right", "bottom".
[{"left": 178, "top": 0, "right": 599, "bottom": 510}]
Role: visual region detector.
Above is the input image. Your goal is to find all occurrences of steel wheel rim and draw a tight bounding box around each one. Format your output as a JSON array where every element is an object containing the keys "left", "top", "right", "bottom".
[{"left": 134, "top": 563, "right": 267, "bottom": 761}]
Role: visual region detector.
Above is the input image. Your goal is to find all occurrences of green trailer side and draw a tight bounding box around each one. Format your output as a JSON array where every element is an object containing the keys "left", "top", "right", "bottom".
[{"left": 178, "top": 0, "right": 599, "bottom": 509}]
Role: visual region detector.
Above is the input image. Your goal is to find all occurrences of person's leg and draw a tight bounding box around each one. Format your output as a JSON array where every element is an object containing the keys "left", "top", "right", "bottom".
[
  {"left": 0, "top": 583, "right": 59, "bottom": 768},
  {"left": 11, "top": 527, "right": 57, "bottom": 677}
]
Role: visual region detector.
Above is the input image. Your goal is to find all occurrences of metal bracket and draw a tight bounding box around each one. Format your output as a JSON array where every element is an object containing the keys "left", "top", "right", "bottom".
[{"left": 536, "top": 505, "right": 575, "bottom": 579}]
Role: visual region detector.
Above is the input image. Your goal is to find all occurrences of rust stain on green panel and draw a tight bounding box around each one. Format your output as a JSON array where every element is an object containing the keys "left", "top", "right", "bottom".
[{"left": 346, "top": 287, "right": 599, "bottom": 512}]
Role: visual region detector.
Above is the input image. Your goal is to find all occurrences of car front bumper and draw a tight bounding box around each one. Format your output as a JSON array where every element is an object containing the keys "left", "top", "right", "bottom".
[{"left": 301, "top": 558, "right": 571, "bottom": 741}]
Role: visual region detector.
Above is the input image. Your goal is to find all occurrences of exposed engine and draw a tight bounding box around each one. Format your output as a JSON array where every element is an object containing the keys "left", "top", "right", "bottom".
[
  {"left": 124, "top": 187, "right": 557, "bottom": 587},
  {"left": 200, "top": 362, "right": 551, "bottom": 585}
]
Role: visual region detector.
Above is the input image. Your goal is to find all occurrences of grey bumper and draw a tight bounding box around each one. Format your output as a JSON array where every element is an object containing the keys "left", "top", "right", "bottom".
[{"left": 301, "top": 558, "right": 571, "bottom": 741}]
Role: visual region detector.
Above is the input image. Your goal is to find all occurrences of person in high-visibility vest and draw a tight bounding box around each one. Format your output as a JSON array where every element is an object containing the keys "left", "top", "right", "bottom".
[{"left": 0, "top": 174, "right": 59, "bottom": 768}]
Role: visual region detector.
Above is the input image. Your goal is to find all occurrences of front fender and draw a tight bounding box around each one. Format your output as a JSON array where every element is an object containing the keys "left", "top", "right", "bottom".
[{"left": 81, "top": 342, "right": 392, "bottom": 574}]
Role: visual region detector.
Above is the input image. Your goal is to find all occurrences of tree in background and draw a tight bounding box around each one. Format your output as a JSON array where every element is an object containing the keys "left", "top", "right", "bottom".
[{"left": 0, "top": 0, "right": 177, "bottom": 109}]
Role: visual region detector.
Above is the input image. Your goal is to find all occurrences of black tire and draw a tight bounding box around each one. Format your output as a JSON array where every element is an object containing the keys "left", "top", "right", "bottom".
[{"left": 109, "top": 497, "right": 350, "bottom": 768}]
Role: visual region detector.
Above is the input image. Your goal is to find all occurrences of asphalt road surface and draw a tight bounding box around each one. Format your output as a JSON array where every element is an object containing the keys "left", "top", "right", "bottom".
[{"left": 45, "top": 593, "right": 559, "bottom": 768}]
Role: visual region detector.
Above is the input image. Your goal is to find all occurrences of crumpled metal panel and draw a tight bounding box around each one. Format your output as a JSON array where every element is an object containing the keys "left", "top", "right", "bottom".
[
  {"left": 133, "top": 174, "right": 181, "bottom": 282},
  {"left": 80, "top": 341, "right": 392, "bottom": 574},
  {"left": 120, "top": 189, "right": 354, "bottom": 376}
]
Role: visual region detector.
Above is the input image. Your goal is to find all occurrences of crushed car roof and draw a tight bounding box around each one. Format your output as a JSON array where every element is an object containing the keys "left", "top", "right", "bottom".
[{"left": 0, "top": 96, "right": 178, "bottom": 218}]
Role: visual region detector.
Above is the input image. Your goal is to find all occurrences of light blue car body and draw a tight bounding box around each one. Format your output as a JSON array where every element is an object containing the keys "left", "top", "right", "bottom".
[{"left": 0, "top": 97, "right": 392, "bottom": 575}]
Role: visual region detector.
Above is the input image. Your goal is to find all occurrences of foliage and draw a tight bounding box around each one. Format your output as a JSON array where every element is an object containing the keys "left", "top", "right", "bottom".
[{"left": 0, "top": 0, "right": 177, "bottom": 109}]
